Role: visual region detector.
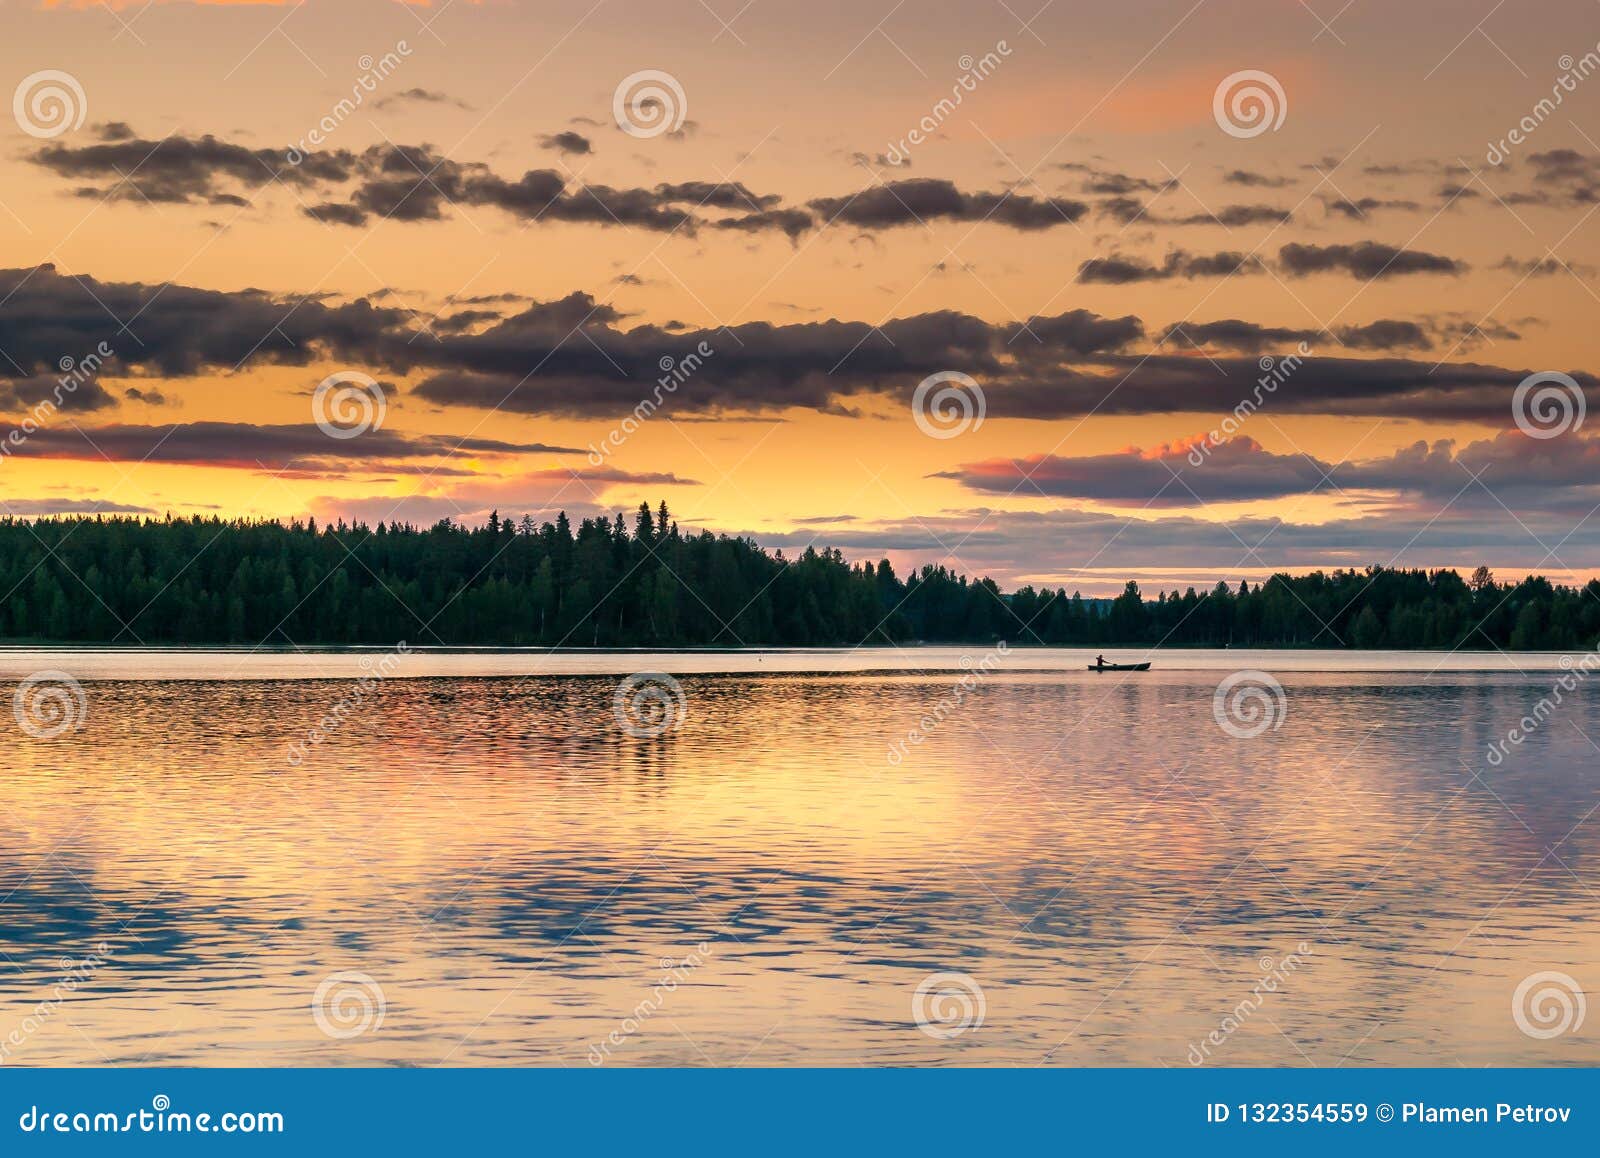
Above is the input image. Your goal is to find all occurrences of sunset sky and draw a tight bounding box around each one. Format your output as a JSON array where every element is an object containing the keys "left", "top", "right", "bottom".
[{"left": 5, "top": 0, "right": 1600, "bottom": 592}]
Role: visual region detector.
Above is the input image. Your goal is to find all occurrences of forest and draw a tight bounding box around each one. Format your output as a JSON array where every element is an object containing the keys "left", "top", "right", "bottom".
[{"left": 0, "top": 504, "right": 1595, "bottom": 650}]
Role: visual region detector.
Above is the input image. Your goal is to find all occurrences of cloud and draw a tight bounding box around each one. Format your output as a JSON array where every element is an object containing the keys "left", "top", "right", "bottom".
[
  {"left": 936, "top": 437, "right": 1335, "bottom": 505},
  {"left": 1097, "top": 198, "right": 1291, "bottom": 227},
  {"left": 1525, "top": 148, "right": 1600, "bottom": 201},
  {"left": 0, "top": 373, "right": 122, "bottom": 413},
  {"left": 744, "top": 501, "right": 1600, "bottom": 591},
  {"left": 0, "top": 421, "right": 584, "bottom": 472},
  {"left": 1277, "top": 241, "right": 1465, "bottom": 278},
  {"left": 33, "top": 131, "right": 348, "bottom": 204},
  {"left": 712, "top": 207, "right": 814, "bottom": 242},
  {"left": 375, "top": 88, "right": 473, "bottom": 111},
  {"left": 1060, "top": 164, "right": 1175, "bottom": 195},
  {"left": 655, "top": 181, "right": 778, "bottom": 210},
  {"left": 808, "top": 178, "right": 1087, "bottom": 230},
  {"left": 407, "top": 298, "right": 1144, "bottom": 418},
  {"left": 1222, "top": 169, "right": 1294, "bottom": 189},
  {"left": 1161, "top": 317, "right": 1433, "bottom": 353},
  {"left": 41, "top": 129, "right": 1361, "bottom": 242},
  {"left": 33, "top": 134, "right": 797, "bottom": 236},
  {"left": 935, "top": 430, "right": 1600, "bottom": 511},
  {"left": 1496, "top": 255, "right": 1596, "bottom": 277},
  {"left": 0, "top": 264, "right": 1569, "bottom": 428},
  {"left": 1322, "top": 196, "right": 1422, "bottom": 220},
  {"left": 1076, "top": 250, "right": 1265, "bottom": 283},
  {"left": 539, "top": 131, "right": 593, "bottom": 156},
  {"left": 0, "top": 498, "right": 155, "bottom": 516},
  {"left": 305, "top": 201, "right": 370, "bottom": 226},
  {"left": 0, "top": 263, "right": 406, "bottom": 378}
]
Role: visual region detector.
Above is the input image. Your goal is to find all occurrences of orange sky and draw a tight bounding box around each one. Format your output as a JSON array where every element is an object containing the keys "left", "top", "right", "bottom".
[{"left": 4, "top": 0, "right": 1600, "bottom": 591}]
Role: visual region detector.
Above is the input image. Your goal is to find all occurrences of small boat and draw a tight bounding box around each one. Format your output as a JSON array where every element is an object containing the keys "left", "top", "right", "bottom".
[{"left": 1088, "top": 661, "right": 1151, "bottom": 671}]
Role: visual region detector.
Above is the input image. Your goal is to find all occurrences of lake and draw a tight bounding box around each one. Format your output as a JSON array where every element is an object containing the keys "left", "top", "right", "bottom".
[{"left": 1, "top": 647, "right": 1597, "bottom": 1066}]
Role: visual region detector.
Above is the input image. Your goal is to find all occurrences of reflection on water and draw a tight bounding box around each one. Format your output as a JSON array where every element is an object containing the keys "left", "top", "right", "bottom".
[{"left": 2, "top": 660, "right": 1598, "bottom": 1066}]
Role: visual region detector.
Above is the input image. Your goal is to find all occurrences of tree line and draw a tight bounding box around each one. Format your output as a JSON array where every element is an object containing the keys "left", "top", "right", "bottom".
[{"left": 0, "top": 505, "right": 1593, "bottom": 650}]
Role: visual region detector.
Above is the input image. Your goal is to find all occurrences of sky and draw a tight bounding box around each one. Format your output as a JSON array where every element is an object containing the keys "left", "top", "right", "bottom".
[{"left": 3, "top": 0, "right": 1600, "bottom": 593}]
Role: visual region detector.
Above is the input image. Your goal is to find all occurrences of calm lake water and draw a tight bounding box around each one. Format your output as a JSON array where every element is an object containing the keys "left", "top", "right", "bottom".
[{"left": 2, "top": 647, "right": 1597, "bottom": 1067}]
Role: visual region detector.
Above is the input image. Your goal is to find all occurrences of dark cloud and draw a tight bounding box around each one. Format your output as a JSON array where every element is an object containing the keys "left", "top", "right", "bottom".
[
  {"left": 403, "top": 294, "right": 1570, "bottom": 426},
  {"left": 409, "top": 300, "right": 1142, "bottom": 418},
  {"left": 1183, "top": 204, "right": 1293, "bottom": 227},
  {"left": 0, "top": 264, "right": 1565, "bottom": 429},
  {"left": 1336, "top": 319, "right": 1433, "bottom": 350},
  {"left": 539, "top": 131, "right": 594, "bottom": 155},
  {"left": 1526, "top": 148, "right": 1600, "bottom": 196},
  {"left": 32, "top": 133, "right": 352, "bottom": 203},
  {"left": 1060, "top": 164, "right": 1176, "bottom": 195},
  {"left": 1496, "top": 255, "right": 1596, "bottom": 277},
  {"left": 809, "top": 178, "right": 1087, "bottom": 230},
  {"left": 432, "top": 309, "right": 503, "bottom": 334},
  {"left": 1037, "top": 354, "right": 1580, "bottom": 424},
  {"left": 0, "top": 421, "right": 584, "bottom": 471},
  {"left": 1277, "top": 241, "right": 1465, "bottom": 278},
  {"left": 1096, "top": 198, "right": 1291, "bottom": 227},
  {"left": 740, "top": 499, "right": 1600, "bottom": 589},
  {"left": 0, "top": 498, "right": 156, "bottom": 516},
  {"left": 936, "top": 431, "right": 1600, "bottom": 512},
  {"left": 1076, "top": 250, "right": 1265, "bottom": 283},
  {"left": 0, "top": 263, "right": 408, "bottom": 378},
  {"left": 849, "top": 150, "right": 910, "bottom": 169},
  {"left": 1361, "top": 161, "right": 1450, "bottom": 177},
  {"left": 1222, "top": 169, "right": 1294, "bottom": 188},
  {"left": 1323, "top": 196, "right": 1422, "bottom": 220},
  {"left": 33, "top": 134, "right": 775, "bottom": 236},
  {"left": 712, "top": 207, "right": 814, "bottom": 242},
  {"left": 0, "top": 374, "right": 121, "bottom": 413},
  {"left": 45, "top": 129, "right": 1347, "bottom": 240},
  {"left": 305, "top": 201, "right": 371, "bottom": 226},
  {"left": 1161, "top": 318, "right": 1432, "bottom": 353},
  {"left": 936, "top": 437, "right": 1333, "bottom": 505},
  {"left": 457, "top": 292, "right": 536, "bottom": 305},
  {"left": 374, "top": 88, "right": 473, "bottom": 111}
]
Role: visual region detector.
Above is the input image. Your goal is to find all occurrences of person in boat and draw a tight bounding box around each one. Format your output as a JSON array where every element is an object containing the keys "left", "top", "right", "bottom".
[{"left": 1095, "top": 654, "right": 1106, "bottom": 668}]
